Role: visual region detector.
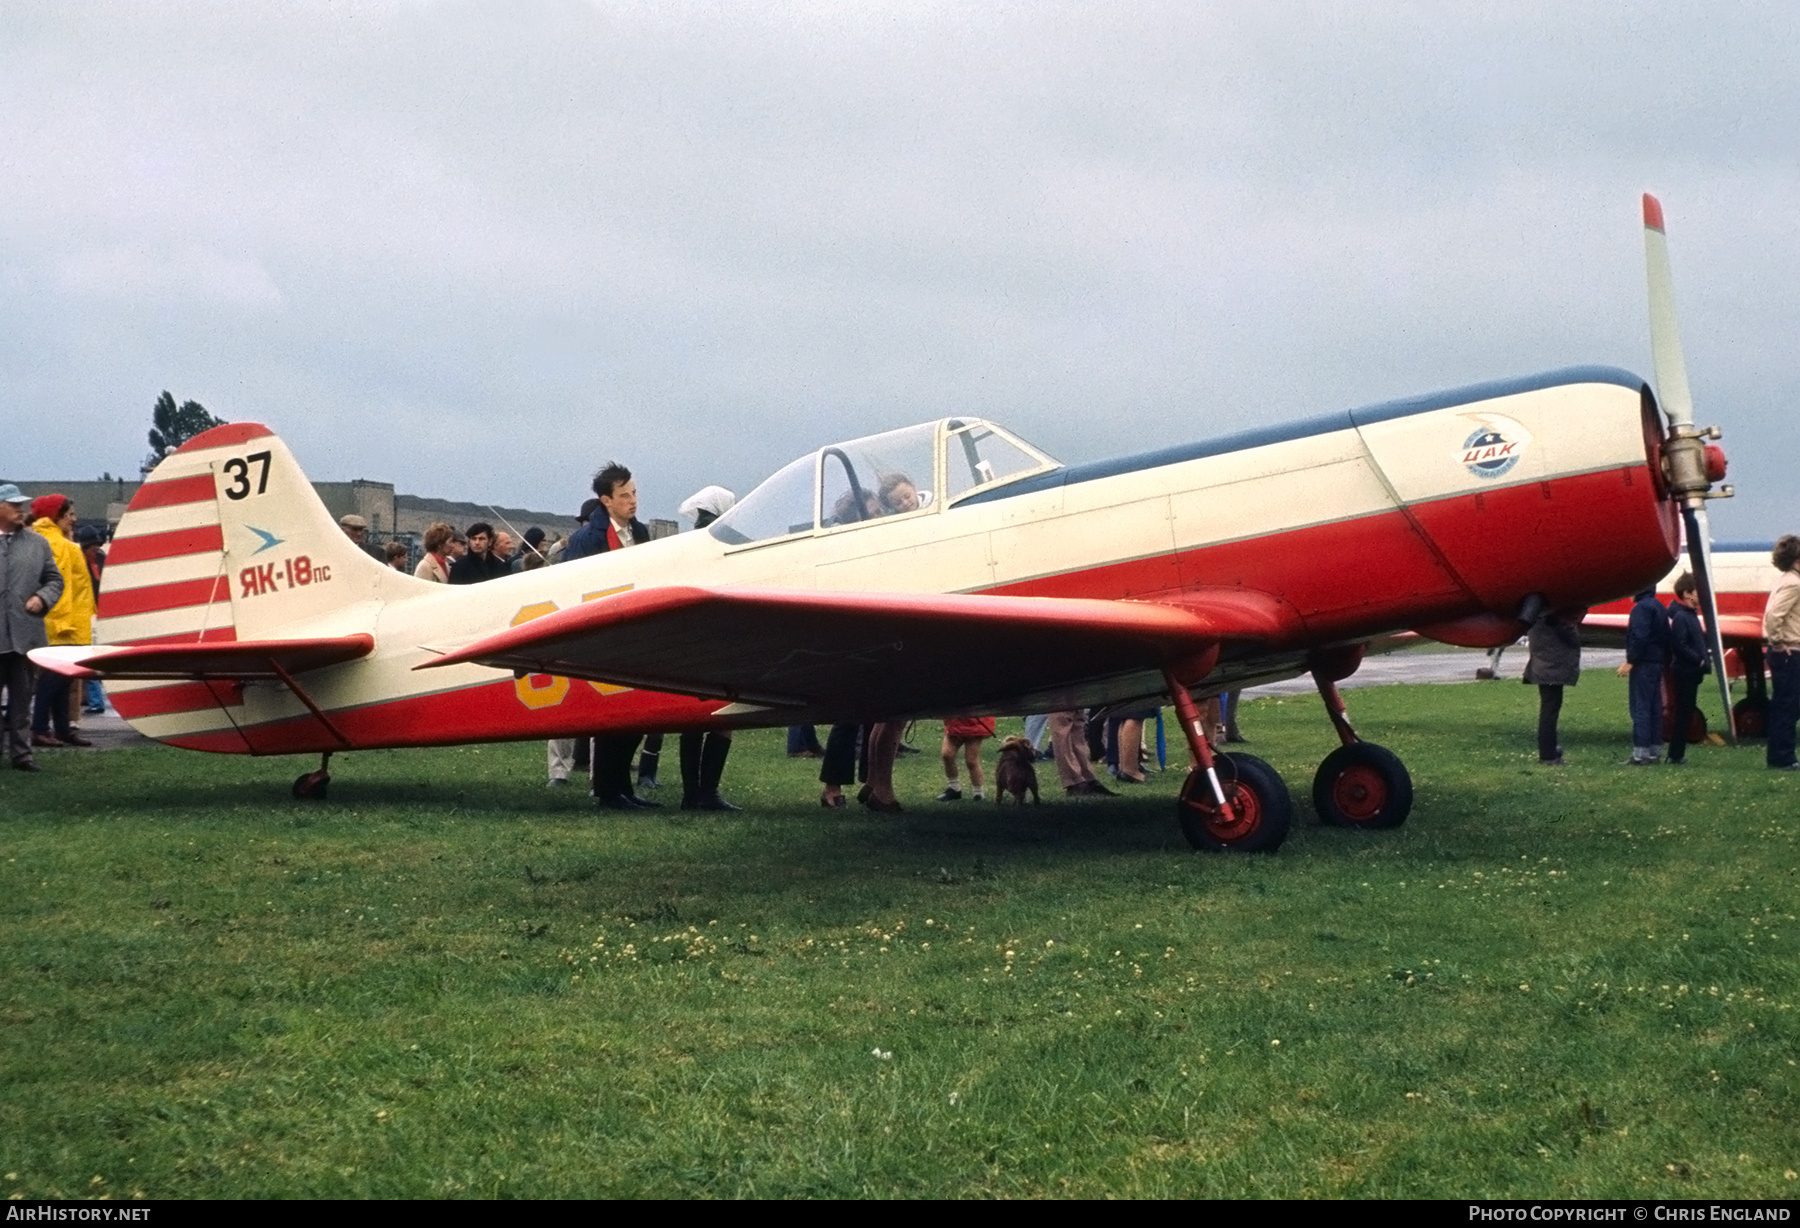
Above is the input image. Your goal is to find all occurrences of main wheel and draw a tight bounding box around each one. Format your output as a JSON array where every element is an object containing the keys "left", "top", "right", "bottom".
[
  {"left": 1733, "top": 696, "right": 1767, "bottom": 739},
  {"left": 1312, "top": 742, "right": 1412, "bottom": 829},
  {"left": 1178, "top": 753, "right": 1291, "bottom": 853}
]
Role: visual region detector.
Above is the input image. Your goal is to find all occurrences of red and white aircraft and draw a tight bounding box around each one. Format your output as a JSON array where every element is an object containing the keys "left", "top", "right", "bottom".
[{"left": 33, "top": 196, "right": 1734, "bottom": 851}]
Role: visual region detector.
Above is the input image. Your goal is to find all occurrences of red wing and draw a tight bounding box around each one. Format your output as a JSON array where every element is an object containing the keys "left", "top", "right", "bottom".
[
  {"left": 30, "top": 635, "right": 374, "bottom": 681},
  {"left": 1579, "top": 612, "right": 1764, "bottom": 649},
  {"left": 420, "top": 586, "right": 1300, "bottom": 718}
]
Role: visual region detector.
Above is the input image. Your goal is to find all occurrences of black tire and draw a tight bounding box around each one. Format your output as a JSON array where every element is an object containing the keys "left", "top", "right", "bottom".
[
  {"left": 1312, "top": 742, "right": 1412, "bottom": 829},
  {"left": 1733, "top": 696, "right": 1767, "bottom": 740},
  {"left": 1178, "top": 752, "right": 1292, "bottom": 853},
  {"left": 292, "top": 771, "right": 330, "bottom": 801}
]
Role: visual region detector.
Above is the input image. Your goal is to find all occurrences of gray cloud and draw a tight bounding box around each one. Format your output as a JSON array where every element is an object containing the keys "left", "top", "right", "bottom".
[{"left": 3, "top": 1, "right": 1795, "bottom": 538}]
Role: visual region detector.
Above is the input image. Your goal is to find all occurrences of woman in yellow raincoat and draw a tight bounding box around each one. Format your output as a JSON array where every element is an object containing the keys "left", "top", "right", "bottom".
[{"left": 30, "top": 494, "right": 95, "bottom": 747}]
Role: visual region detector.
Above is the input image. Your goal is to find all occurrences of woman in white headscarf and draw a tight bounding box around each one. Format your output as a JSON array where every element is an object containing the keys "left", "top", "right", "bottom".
[{"left": 678, "top": 485, "right": 737, "bottom": 529}]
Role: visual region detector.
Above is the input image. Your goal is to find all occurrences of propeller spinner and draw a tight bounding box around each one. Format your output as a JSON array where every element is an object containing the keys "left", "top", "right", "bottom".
[{"left": 1643, "top": 193, "right": 1738, "bottom": 744}]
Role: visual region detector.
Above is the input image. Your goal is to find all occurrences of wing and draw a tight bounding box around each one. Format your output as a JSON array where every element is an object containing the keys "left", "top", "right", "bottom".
[
  {"left": 30, "top": 635, "right": 374, "bottom": 681},
  {"left": 418, "top": 586, "right": 1301, "bottom": 720},
  {"left": 1579, "top": 612, "right": 1765, "bottom": 648}
]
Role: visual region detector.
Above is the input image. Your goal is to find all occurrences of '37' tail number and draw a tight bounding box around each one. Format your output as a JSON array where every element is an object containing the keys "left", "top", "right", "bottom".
[{"left": 239, "top": 556, "right": 331, "bottom": 598}]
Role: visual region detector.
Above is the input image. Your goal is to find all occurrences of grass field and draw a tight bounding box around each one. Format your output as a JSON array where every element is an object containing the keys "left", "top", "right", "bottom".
[{"left": 3, "top": 671, "right": 1797, "bottom": 1199}]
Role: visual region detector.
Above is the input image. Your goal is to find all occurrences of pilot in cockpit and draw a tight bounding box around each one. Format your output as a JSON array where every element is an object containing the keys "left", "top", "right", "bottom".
[
  {"left": 829, "top": 488, "right": 880, "bottom": 526},
  {"left": 878, "top": 474, "right": 921, "bottom": 516}
]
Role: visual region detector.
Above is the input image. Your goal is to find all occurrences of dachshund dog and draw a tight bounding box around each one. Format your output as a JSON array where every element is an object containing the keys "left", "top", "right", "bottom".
[{"left": 994, "top": 735, "right": 1041, "bottom": 805}]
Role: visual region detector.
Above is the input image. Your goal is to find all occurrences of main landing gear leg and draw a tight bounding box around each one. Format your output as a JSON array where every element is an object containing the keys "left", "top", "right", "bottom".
[
  {"left": 1165, "top": 669, "right": 1290, "bottom": 853},
  {"left": 1310, "top": 668, "right": 1412, "bottom": 829},
  {"left": 293, "top": 751, "right": 333, "bottom": 801}
]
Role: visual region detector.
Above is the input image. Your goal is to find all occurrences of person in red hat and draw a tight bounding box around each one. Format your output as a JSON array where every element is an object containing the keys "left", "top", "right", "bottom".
[{"left": 29, "top": 495, "right": 95, "bottom": 748}]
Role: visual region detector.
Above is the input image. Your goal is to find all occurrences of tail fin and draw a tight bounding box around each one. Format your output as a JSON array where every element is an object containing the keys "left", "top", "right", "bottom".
[{"left": 99, "top": 422, "right": 410, "bottom": 647}]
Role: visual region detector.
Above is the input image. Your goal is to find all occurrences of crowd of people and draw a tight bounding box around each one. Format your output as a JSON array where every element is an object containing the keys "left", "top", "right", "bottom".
[
  {"left": 6, "top": 474, "right": 1799, "bottom": 794},
  {"left": 1523, "top": 536, "right": 1800, "bottom": 771}
]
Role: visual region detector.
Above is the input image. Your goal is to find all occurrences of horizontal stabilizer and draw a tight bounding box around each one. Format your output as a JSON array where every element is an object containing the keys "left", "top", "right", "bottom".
[
  {"left": 30, "top": 634, "right": 374, "bottom": 681},
  {"left": 418, "top": 586, "right": 1299, "bottom": 716}
]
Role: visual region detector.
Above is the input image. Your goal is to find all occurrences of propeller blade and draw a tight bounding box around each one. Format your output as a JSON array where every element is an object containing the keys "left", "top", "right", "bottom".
[
  {"left": 1643, "top": 193, "right": 1695, "bottom": 428},
  {"left": 1681, "top": 504, "right": 1738, "bottom": 745}
]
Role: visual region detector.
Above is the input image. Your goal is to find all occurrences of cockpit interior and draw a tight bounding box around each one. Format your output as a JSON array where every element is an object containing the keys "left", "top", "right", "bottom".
[{"left": 709, "top": 419, "right": 1060, "bottom": 546}]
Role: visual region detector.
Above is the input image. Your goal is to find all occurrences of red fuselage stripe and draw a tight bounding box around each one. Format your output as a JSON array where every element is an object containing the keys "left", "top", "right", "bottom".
[
  {"left": 110, "top": 680, "right": 242, "bottom": 719},
  {"left": 111, "top": 627, "right": 239, "bottom": 647},
  {"left": 106, "top": 524, "right": 225, "bottom": 566},
  {"left": 97, "top": 574, "right": 231, "bottom": 619},
  {"left": 126, "top": 474, "right": 217, "bottom": 511}
]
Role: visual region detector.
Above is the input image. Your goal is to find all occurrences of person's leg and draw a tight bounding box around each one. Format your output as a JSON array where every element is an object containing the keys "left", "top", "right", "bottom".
[
  {"left": 1085, "top": 710, "right": 1106, "bottom": 762},
  {"left": 638, "top": 733, "right": 663, "bottom": 788},
  {"left": 30, "top": 667, "right": 53, "bottom": 737},
  {"left": 1224, "top": 691, "right": 1244, "bottom": 742},
  {"left": 594, "top": 734, "right": 645, "bottom": 802},
  {"left": 696, "top": 731, "right": 738, "bottom": 810},
  {"left": 616, "top": 734, "right": 647, "bottom": 800},
  {"left": 865, "top": 722, "right": 903, "bottom": 806},
  {"left": 820, "top": 722, "right": 860, "bottom": 803},
  {"left": 940, "top": 731, "right": 958, "bottom": 785},
  {"left": 1117, "top": 720, "right": 1145, "bottom": 782},
  {"left": 33, "top": 669, "right": 73, "bottom": 741},
  {"left": 964, "top": 738, "right": 985, "bottom": 797},
  {"left": 1200, "top": 697, "right": 1226, "bottom": 748},
  {"left": 1767, "top": 652, "right": 1800, "bottom": 768},
  {"left": 3, "top": 654, "right": 35, "bottom": 766},
  {"left": 1667, "top": 670, "right": 1700, "bottom": 763},
  {"left": 680, "top": 730, "right": 705, "bottom": 807},
  {"left": 1024, "top": 713, "right": 1048, "bottom": 751},
  {"left": 1537, "top": 685, "right": 1564, "bottom": 761},
  {"left": 1050, "top": 710, "right": 1099, "bottom": 790},
  {"left": 547, "top": 739, "right": 573, "bottom": 784},
  {"left": 1628, "top": 664, "right": 1663, "bottom": 760}
]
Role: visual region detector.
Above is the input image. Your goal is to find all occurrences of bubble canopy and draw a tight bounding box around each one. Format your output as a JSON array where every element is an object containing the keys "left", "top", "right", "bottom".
[{"left": 709, "top": 419, "right": 1060, "bottom": 547}]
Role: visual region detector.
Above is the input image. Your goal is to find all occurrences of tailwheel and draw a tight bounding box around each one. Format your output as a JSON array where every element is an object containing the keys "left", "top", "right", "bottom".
[
  {"left": 292, "top": 769, "right": 330, "bottom": 801},
  {"left": 1312, "top": 742, "right": 1412, "bottom": 829},
  {"left": 292, "top": 752, "right": 333, "bottom": 801},
  {"left": 1178, "top": 753, "right": 1291, "bottom": 853}
]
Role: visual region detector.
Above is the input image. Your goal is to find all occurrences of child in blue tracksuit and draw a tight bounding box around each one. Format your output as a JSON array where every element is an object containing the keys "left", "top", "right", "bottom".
[{"left": 1617, "top": 588, "right": 1672, "bottom": 764}]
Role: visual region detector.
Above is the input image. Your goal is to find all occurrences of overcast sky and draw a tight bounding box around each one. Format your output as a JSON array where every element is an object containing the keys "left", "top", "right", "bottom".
[{"left": 4, "top": 1, "right": 1795, "bottom": 537}]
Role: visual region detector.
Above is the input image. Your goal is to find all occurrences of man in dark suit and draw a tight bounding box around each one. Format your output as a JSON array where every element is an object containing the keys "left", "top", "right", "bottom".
[
  {"left": 449, "top": 521, "right": 510, "bottom": 584},
  {"left": 564, "top": 463, "right": 656, "bottom": 809}
]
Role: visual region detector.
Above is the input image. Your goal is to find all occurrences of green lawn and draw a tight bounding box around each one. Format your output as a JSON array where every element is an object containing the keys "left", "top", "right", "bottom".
[{"left": 2, "top": 672, "right": 1796, "bottom": 1198}]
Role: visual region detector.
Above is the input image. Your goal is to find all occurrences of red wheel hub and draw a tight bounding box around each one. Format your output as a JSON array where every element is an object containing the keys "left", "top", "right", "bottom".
[
  {"left": 1185, "top": 779, "right": 1262, "bottom": 843},
  {"left": 1331, "top": 764, "right": 1389, "bottom": 823}
]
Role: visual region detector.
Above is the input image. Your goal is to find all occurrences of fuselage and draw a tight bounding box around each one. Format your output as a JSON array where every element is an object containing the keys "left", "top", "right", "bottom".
[{"left": 104, "top": 367, "right": 1678, "bottom": 754}]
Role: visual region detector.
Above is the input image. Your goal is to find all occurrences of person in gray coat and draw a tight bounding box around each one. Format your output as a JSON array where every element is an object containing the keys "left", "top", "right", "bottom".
[
  {"left": 0, "top": 484, "right": 65, "bottom": 771},
  {"left": 1522, "top": 610, "right": 1582, "bottom": 765}
]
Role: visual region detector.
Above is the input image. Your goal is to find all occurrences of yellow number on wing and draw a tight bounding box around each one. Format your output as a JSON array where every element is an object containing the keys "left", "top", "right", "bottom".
[{"left": 509, "top": 602, "right": 571, "bottom": 710}]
